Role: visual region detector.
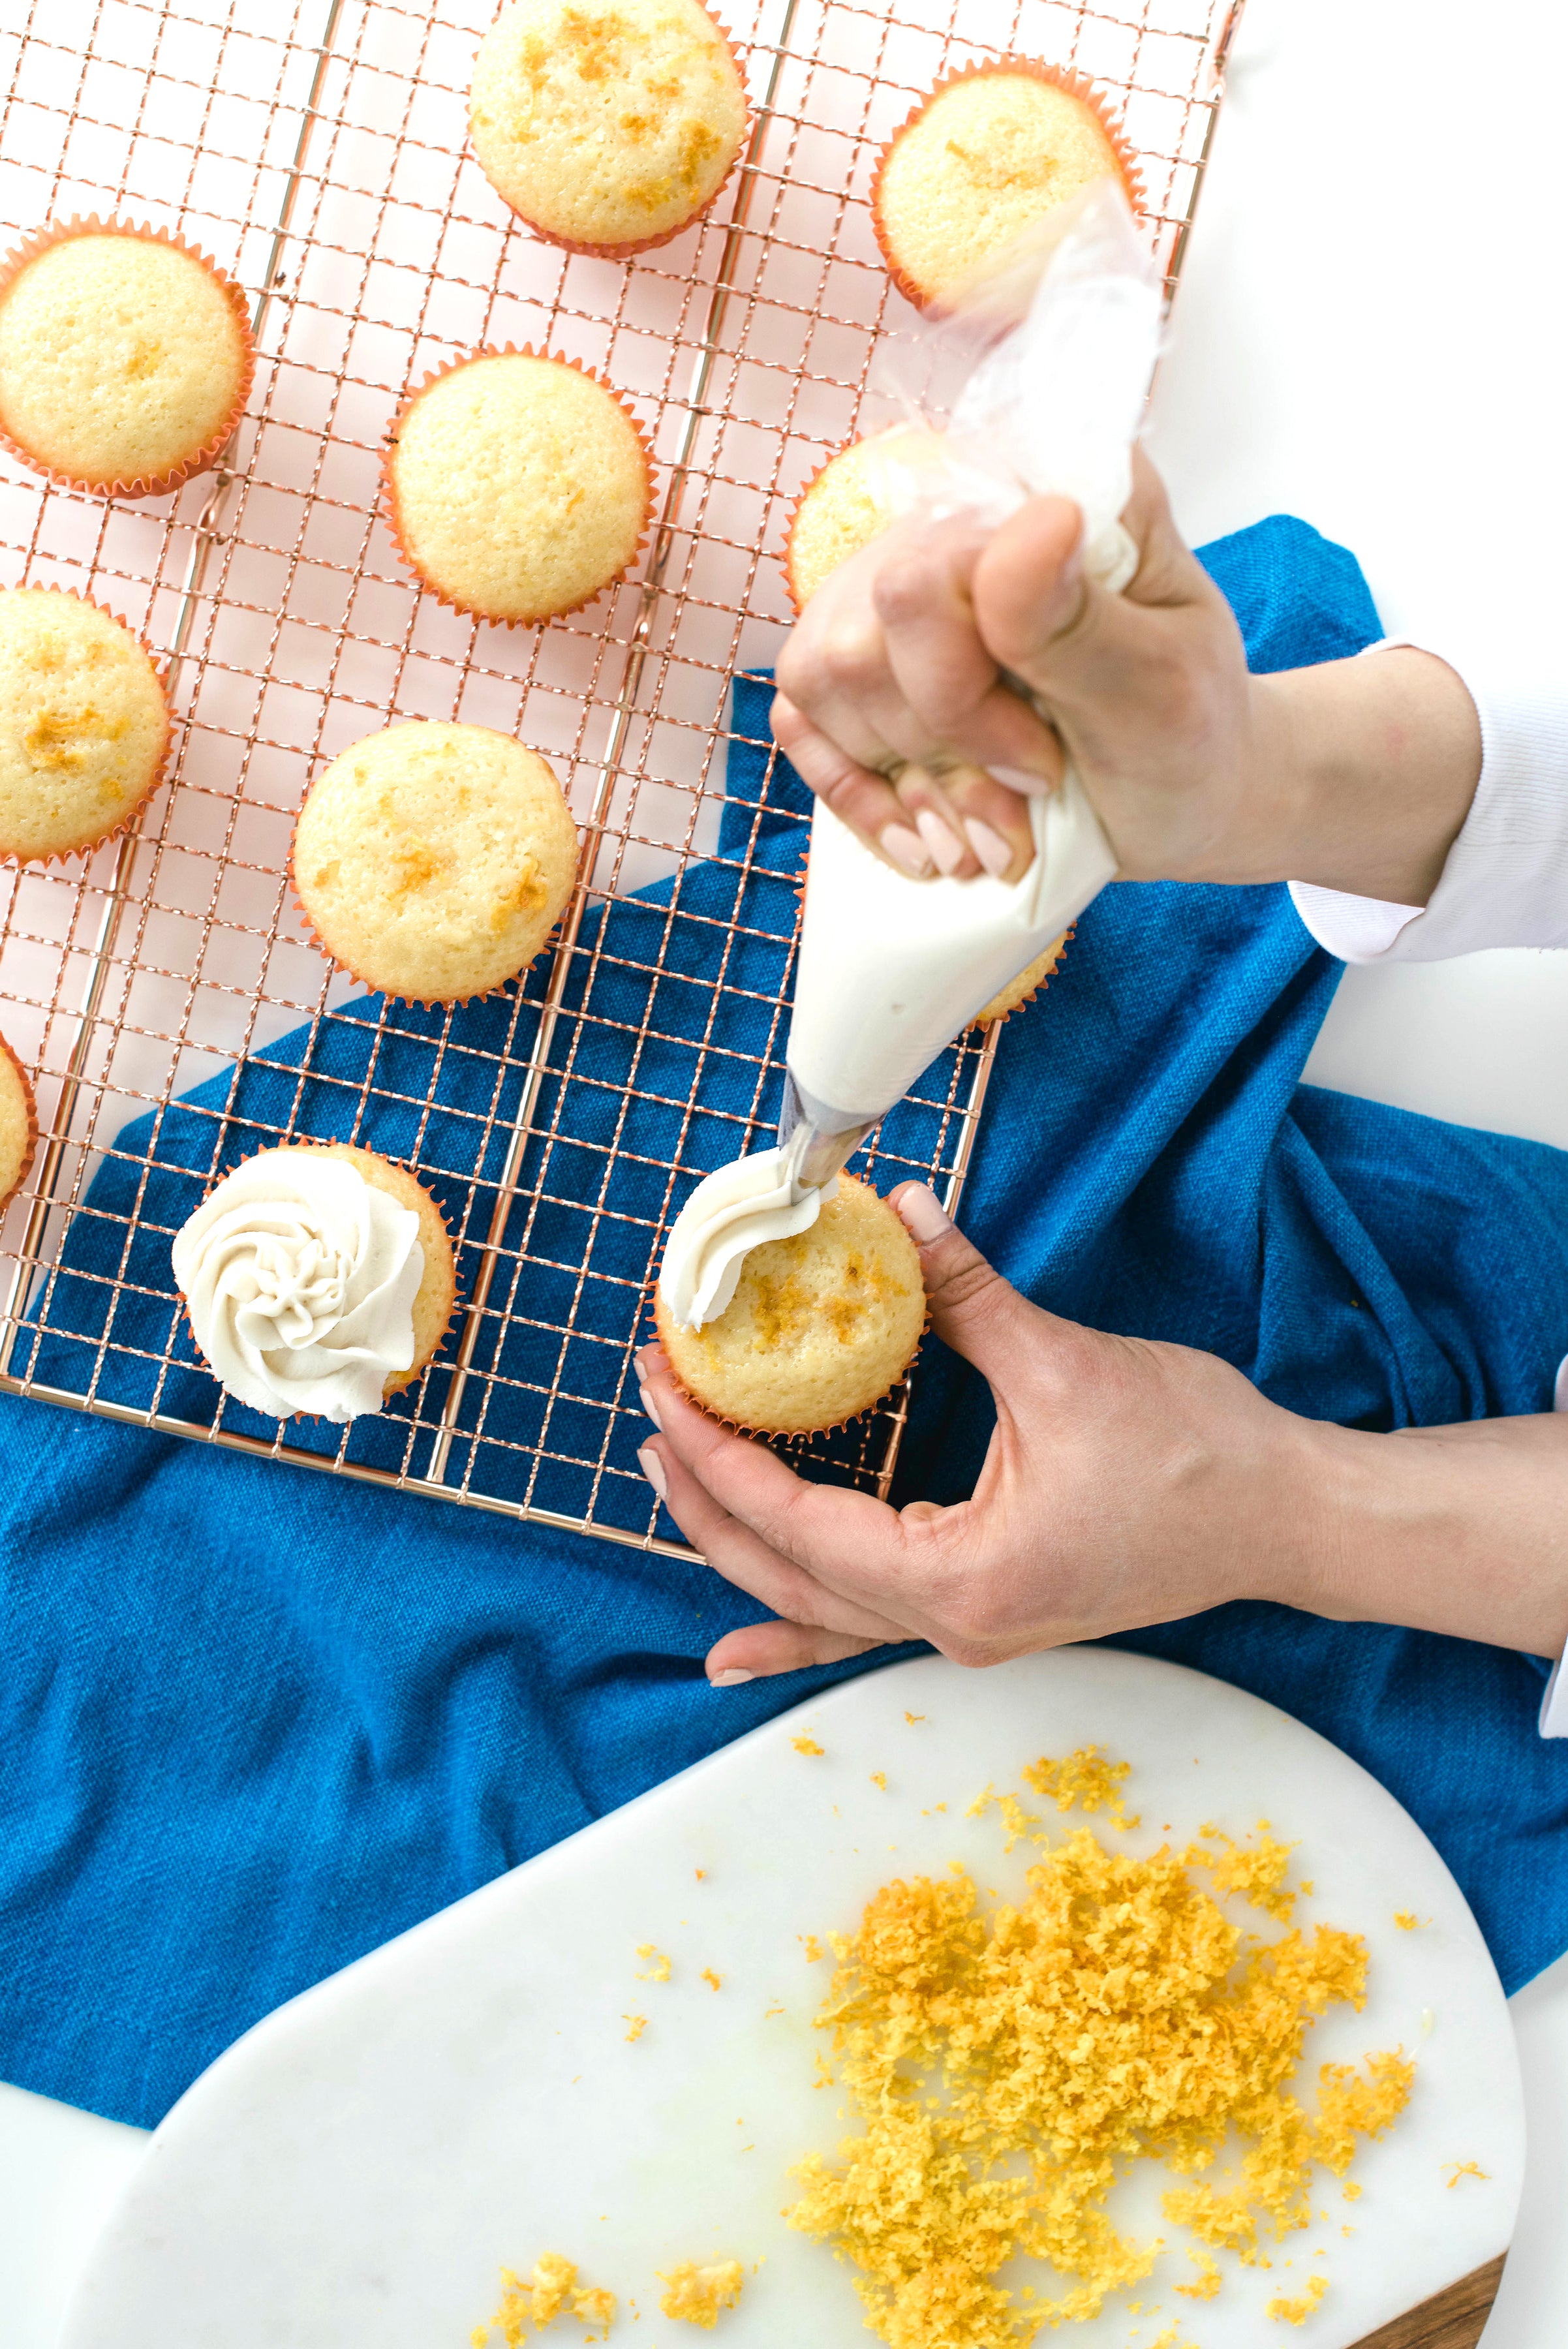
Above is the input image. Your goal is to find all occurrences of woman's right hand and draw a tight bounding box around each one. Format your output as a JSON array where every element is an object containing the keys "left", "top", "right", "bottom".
[{"left": 774, "top": 446, "right": 1480, "bottom": 905}]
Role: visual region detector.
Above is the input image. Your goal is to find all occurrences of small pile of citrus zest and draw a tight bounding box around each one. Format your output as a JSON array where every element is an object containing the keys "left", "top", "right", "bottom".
[
  {"left": 636, "top": 1944, "right": 673, "bottom": 1982},
  {"left": 471, "top": 2252, "right": 616, "bottom": 2346},
  {"left": 1267, "top": 2273, "right": 1329, "bottom": 2326},
  {"left": 623, "top": 2012, "right": 647, "bottom": 2042},
  {"left": 792, "top": 1734, "right": 825, "bottom": 1757},
  {"left": 787, "top": 1748, "right": 1413, "bottom": 2347},
  {"left": 657, "top": 2259, "right": 745, "bottom": 2326}
]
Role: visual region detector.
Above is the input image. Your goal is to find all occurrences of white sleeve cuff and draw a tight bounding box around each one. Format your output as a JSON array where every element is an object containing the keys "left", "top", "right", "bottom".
[
  {"left": 1537, "top": 1355, "right": 1568, "bottom": 1736},
  {"left": 1290, "top": 641, "right": 1568, "bottom": 962}
]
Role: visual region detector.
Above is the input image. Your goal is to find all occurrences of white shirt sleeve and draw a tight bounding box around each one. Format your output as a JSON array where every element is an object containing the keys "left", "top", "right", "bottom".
[{"left": 1289, "top": 641, "right": 1568, "bottom": 962}]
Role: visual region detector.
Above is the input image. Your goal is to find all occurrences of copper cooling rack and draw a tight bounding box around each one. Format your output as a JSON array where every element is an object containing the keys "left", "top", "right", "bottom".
[{"left": 0, "top": 0, "right": 1242, "bottom": 1554}]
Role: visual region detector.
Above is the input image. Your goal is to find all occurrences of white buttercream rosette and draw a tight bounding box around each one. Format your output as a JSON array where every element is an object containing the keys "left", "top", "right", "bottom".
[{"left": 172, "top": 1148, "right": 424, "bottom": 1423}]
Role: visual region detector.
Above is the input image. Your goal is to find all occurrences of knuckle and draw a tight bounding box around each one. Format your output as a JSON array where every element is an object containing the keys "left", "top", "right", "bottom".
[{"left": 927, "top": 1251, "right": 1006, "bottom": 1317}]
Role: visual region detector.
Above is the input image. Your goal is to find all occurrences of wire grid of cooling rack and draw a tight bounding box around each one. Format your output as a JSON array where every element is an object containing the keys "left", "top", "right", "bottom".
[{"left": 0, "top": 0, "right": 1240, "bottom": 1552}]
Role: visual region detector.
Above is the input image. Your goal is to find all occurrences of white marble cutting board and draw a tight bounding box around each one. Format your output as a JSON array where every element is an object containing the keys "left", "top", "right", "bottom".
[{"left": 59, "top": 1650, "right": 1522, "bottom": 2348}]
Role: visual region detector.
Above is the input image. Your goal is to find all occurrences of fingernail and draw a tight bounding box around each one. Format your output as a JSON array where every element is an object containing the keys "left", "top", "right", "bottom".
[
  {"left": 915, "top": 806, "right": 966, "bottom": 875},
  {"left": 638, "top": 1443, "right": 667, "bottom": 1501},
  {"left": 710, "top": 1666, "right": 756, "bottom": 1687},
  {"left": 988, "top": 764, "right": 1053, "bottom": 795},
  {"left": 964, "top": 818, "right": 1013, "bottom": 877},
  {"left": 895, "top": 1182, "right": 953, "bottom": 1244},
  {"left": 638, "top": 1381, "right": 662, "bottom": 1432},
  {"left": 880, "top": 823, "right": 932, "bottom": 876}
]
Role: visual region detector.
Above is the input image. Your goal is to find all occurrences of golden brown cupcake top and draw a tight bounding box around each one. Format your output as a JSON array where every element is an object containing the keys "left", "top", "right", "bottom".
[
  {"left": 470, "top": 0, "right": 747, "bottom": 253},
  {"left": 874, "top": 65, "right": 1139, "bottom": 312},
  {"left": 292, "top": 720, "right": 578, "bottom": 1004},
  {"left": 0, "top": 223, "right": 251, "bottom": 493},
  {"left": 0, "top": 586, "right": 168, "bottom": 863},
  {"left": 386, "top": 352, "right": 650, "bottom": 624}
]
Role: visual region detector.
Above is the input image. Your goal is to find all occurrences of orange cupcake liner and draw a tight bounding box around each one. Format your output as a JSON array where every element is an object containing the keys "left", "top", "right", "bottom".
[
  {"left": 175, "top": 1138, "right": 462, "bottom": 1420},
  {"left": 0, "top": 215, "right": 254, "bottom": 501},
  {"left": 870, "top": 59, "right": 1148, "bottom": 315},
  {"left": 474, "top": 5, "right": 751, "bottom": 262},
  {"left": 0, "top": 582, "right": 174, "bottom": 869},
  {"left": 972, "top": 925, "right": 1072, "bottom": 1028},
  {"left": 380, "top": 344, "right": 656, "bottom": 627},
  {"left": 0, "top": 1025, "right": 40, "bottom": 1212}
]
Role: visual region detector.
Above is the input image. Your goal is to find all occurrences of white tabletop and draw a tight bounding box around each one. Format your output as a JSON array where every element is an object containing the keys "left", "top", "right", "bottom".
[{"left": 5, "top": 0, "right": 1568, "bottom": 2337}]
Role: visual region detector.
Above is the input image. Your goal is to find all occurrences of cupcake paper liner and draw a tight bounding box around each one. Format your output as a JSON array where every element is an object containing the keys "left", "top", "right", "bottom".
[
  {"left": 0, "top": 583, "right": 174, "bottom": 868},
  {"left": 870, "top": 59, "right": 1147, "bottom": 315},
  {"left": 176, "top": 1139, "right": 461, "bottom": 1420},
  {"left": 0, "top": 215, "right": 254, "bottom": 501},
  {"left": 471, "top": 5, "right": 750, "bottom": 262},
  {"left": 380, "top": 345, "right": 656, "bottom": 627},
  {"left": 972, "top": 926, "right": 1071, "bottom": 1028},
  {"left": 0, "top": 1026, "right": 40, "bottom": 1213}
]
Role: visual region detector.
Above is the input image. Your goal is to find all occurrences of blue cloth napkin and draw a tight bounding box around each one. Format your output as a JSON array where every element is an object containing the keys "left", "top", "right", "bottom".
[{"left": 3, "top": 514, "right": 1566, "bottom": 2135}]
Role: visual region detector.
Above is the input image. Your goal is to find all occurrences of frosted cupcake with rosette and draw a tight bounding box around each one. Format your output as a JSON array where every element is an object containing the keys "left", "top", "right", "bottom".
[
  {"left": 384, "top": 349, "right": 652, "bottom": 624},
  {"left": 872, "top": 63, "right": 1143, "bottom": 313},
  {"left": 172, "top": 1142, "right": 457, "bottom": 1423},
  {"left": 654, "top": 1171, "right": 925, "bottom": 1435},
  {"left": 0, "top": 585, "right": 170, "bottom": 863},
  {"left": 291, "top": 720, "right": 578, "bottom": 1005},
  {"left": 469, "top": 0, "right": 748, "bottom": 258},
  {"left": 0, "top": 1029, "right": 38, "bottom": 1211},
  {"left": 0, "top": 218, "right": 253, "bottom": 498}
]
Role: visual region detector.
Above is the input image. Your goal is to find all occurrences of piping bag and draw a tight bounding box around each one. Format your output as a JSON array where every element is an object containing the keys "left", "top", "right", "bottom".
[{"left": 660, "top": 186, "right": 1161, "bottom": 1333}]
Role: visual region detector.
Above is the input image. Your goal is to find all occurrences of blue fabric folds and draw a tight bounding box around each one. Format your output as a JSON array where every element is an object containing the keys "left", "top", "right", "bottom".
[{"left": 1, "top": 515, "right": 1566, "bottom": 2134}]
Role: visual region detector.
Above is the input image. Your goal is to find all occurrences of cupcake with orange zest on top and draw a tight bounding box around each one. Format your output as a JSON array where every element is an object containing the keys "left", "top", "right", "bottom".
[
  {"left": 469, "top": 0, "right": 748, "bottom": 258},
  {"left": 384, "top": 348, "right": 651, "bottom": 624},
  {"left": 0, "top": 218, "right": 252, "bottom": 497},
  {"left": 0, "top": 1029, "right": 38, "bottom": 1212},
  {"left": 872, "top": 61, "right": 1143, "bottom": 313},
  {"left": 654, "top": 1173, "right": 925, "bottom": 1436},
  {"left": 0, "top": 585, "right": 170, "bottom": 864}
]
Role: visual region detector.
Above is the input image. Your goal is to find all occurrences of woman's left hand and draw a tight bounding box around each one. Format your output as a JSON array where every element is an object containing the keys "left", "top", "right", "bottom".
[{"left": 633, "top": 1184, "right": 1329, "bottom": 1682}]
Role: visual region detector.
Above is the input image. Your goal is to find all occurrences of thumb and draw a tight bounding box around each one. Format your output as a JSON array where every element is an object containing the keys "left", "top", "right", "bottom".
[{"left": 889, "top": 1182, "right": 1045, "bottom": 1384}]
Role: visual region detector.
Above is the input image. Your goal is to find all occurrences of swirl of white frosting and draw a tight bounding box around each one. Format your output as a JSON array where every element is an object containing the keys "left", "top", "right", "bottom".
[
  {"left": 172, "top": 1150, "right": 424, "bottom": 1422},
  {"left": 658, "top": 1146, "right": 838, "bottom": 1331}
]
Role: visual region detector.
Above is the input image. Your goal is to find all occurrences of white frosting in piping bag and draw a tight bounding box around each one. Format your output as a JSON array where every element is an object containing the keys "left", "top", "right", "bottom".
[
  {"left": 658, "top": 1146, "right": 837, "bottom": 1331},
  {"left": 786, "top": 773, "right": 1117, "bottom": 1125},
  {"left": 172, "top": 1150, "right": 423, "bottom": 1422}
]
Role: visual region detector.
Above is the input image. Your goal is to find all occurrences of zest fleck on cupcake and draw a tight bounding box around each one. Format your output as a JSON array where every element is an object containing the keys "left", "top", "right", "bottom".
[
  {"left": 0, "top": 586, "right": 170, "bottom": 864},
  {"left": 172, "top": 1143, "right": 457, "bottom": 1424},
  {"left": 469, "top": 0, "right": 748, "bottom": 258},
  {"left": 0, "top": 218, "right": 253, "bottom": 498},
  {"left": 0, "top": 1029, "right": 38, "bottom": 1212},
  {"left": 291, "top": 720, "right": 579, "bottom": 1005},
  {"left": 654, "top": 1173, "right": 925, "bottom": 1435},
  {"left": 872, "top": 63, "right": 1143, "bottom": 313},
  {"left": 384, "top": 349, "right": 653, "bottom": 624}
]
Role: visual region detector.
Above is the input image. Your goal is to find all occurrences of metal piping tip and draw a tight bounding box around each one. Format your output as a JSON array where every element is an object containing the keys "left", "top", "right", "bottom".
[{"left": 777, "top": 1069, "right": 878, "bottom": 1191}]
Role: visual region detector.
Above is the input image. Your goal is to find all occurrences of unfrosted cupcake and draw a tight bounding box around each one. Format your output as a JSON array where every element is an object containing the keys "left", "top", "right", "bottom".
[
  {"left": 0, "top": 1030, "right": 38, "bottom": 1210},
  {"left": 0, "top": 586, "right": 170, "bottom": 863},
  {"left": 974, "top": 934, "right": 1067, "bottom": 1025},
  {"left": 291, "top": 720, "right": 578, "bottom": 1004},
  {"left": 172, "top": 1141, "right": 456, "bottom": 1423},
  {"left": 385, "top": 350, "right": 651, "bottom": 624},
  {"left": 470, "top": 0, "right": 748, "bottom": 257},
  {"left": 0, "top": 219, "right": 253, "bottom": 497},
  {"left": 782, "top": 427, "right": 950, "bottom": 611},
  {"left": 872, "top": 63, "right": 1142, "bottom": 312},
  {"left": 654, "top": 1173, "right": 924, "bottom": 1434}
]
